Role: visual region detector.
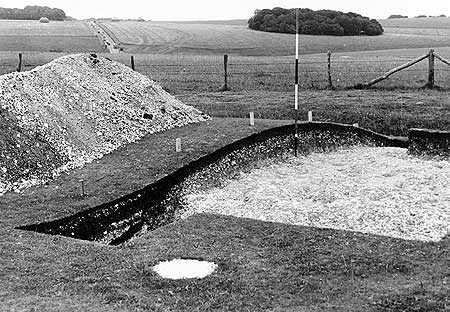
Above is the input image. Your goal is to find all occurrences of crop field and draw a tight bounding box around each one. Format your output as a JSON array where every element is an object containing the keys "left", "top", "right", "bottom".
[
  {"left": 100, "top": 20, "right": 450, "bottom": 56},
  {"left": 0, "top": 20, "right": 104, "bottom": 52}
]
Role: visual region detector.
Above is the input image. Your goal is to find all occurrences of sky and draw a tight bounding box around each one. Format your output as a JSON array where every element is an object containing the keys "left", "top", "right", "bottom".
[{"left": 0, "top": 0, "right": 449, "bottom": 21}]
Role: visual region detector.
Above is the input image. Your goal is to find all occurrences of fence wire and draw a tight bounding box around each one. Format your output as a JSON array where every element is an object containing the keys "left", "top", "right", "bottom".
[{"left": 0, "top": 53, "right": 449, "bottom": 92}]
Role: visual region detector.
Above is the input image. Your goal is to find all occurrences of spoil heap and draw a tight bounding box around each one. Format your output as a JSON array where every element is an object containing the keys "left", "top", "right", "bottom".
[{"left": 0, "top": 53, "right": 209, "bottom": 195}]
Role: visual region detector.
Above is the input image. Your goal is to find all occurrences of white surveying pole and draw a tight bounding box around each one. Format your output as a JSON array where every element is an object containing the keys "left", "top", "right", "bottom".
[{"left": 294, "top": 8, "right": 299, "bottom": 157}]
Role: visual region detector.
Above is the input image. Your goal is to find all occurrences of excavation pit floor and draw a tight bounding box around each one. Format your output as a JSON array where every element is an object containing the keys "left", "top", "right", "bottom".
[{"left": 182, "top": 147, "right": 450, "bottom": 242}]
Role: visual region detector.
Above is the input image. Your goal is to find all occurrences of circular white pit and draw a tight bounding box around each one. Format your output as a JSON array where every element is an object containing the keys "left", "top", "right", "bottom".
[{"left": 153, "top": 259, "right": 217, "bottom": 279}]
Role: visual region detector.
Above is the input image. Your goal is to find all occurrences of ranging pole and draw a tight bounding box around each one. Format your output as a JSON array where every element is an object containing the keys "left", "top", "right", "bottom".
[{"left": 294, "top": 8, "right": 299, "bottom": 157}]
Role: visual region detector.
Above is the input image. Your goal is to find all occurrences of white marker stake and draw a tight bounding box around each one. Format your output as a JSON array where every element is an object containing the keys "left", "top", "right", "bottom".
[
  {"left": 249, "top": 112, "right": 255, "bottom": 126},
  {"left": 294, "top": 8, "right": 299, "bottom": 157},
  {"left": 176, "top": 138, "right": 181, "bottom": 152},
  {"left": 308, "top": 111, "right": 313, "bottom": 122},
  {"left": 79, "top": 179, "right": 85, "bottom": 197}
]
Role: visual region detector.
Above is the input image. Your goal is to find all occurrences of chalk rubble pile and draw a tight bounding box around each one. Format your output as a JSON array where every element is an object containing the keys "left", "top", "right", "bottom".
[{"left": 0, "top": 53, "right": 209, "bottom": 195}]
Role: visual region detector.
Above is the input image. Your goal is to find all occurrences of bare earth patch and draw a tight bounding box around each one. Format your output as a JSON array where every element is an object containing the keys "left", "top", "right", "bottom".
[{"left": 183, "top": 147, "right": 450, "bottom": 242}]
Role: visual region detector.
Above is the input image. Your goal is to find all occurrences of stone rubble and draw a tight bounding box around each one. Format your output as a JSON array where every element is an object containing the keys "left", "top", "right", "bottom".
[{"left": 0, "top": 53, "right": 209, "bottom": 195}]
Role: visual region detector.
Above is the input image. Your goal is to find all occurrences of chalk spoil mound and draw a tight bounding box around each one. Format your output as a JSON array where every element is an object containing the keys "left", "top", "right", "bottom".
[{"left": 0, "top": 53, "right": 209, "bottom": 195}]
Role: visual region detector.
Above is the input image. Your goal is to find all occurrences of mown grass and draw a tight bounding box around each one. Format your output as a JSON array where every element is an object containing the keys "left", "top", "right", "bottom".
[{"left": 2, "top": 117, "right": 450, "bottom": 311}]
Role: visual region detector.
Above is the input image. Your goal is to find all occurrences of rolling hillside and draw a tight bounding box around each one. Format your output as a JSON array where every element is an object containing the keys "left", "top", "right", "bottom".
[
  {"left": 0, "top": 17, "right": 448, "bottom": 56},
  {"left": 99, "top": 18, "right": 450, "bottom": 56}
]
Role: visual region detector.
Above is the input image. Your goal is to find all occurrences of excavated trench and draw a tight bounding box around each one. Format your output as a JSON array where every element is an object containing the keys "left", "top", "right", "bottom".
[{"left": 17, "top": 122, "right": 408, "bottom": 245}]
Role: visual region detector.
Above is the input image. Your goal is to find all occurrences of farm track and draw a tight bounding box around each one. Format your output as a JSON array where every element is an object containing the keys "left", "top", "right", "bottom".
[{"left": 91, "top": 21, "right": 120, "bottom": 53}]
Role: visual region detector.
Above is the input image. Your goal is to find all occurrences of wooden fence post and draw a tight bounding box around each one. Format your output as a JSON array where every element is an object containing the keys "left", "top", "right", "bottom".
[
  {"left": 17, "top": 53, "right": 22, "bottom": 72},
  {"left": 327, "top": 51, "right": 332, "bottom": 88},
  {"left": 428, "top": 49, "right": 435, "bottom": 88},
  {"left": 362, "top": 52, "right": 429, "bottom": 88},
  {"left": 130, "top": 55, "right": 135, "bottom": 71},
  {"left": 221, "top": 54, "right": 229, "bottom": 91}
]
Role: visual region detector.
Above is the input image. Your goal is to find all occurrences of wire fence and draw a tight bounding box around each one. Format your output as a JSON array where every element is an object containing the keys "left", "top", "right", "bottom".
[{"left": 1, "top": 51, "right": 450, "bottom": 93}]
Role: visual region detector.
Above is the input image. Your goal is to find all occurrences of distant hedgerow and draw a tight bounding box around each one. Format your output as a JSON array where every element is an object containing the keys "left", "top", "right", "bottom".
[{"left": 248, "top": 8, "right": 383, "bottom": 36}]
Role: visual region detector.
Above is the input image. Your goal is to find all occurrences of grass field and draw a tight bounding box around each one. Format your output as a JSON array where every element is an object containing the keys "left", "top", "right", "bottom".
[
  {"left": 379, "top": 16, "right": 450, "bottom": 29},
  {"left": 2, "top": 116, "right": 450, "bottom": 311},
  {"left": 0, "top": 20, "right": 104, "bottom": 52},
  {"left": 3, "top": 15, "right": 450, "bottom": 312},
  {"left": 384, "top": 27, "right": 450, "bottom": 36},
  {"left": 178, "top": 89, "right": 450, "bottom": 137},
  {"left": 1, "top": 47, "right": 449, "bottom": 93},
  {"left": 0, "top": 17, "right": 449, "bottom": 91},
  {"left": 100, "top": 48, "right": 450, "bottom": 92}
]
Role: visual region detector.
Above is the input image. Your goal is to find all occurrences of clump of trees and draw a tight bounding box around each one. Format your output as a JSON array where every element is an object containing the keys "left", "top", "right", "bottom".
[
  {"left": 0, "top": 6, "right": 66, "bottom": 21},
  {"left": 414, "top": 14, "right": 447, "bottom": 18},
  {"left": 248, "top": 8, "right": 383, "bottom": 36},
  {"left": 388, "top": 15, "right": 408, "bottom": 19}
]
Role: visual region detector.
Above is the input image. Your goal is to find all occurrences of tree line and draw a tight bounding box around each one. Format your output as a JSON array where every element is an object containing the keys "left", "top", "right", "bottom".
[
  {"left": 248, "top": 8, "right": 383, "bottom": 36},
  {"left": 388, "top": 14, "right": 447, "bottom": 18},
  {"left": 0, "top": 6, "right": 66, "bottom": 21}
]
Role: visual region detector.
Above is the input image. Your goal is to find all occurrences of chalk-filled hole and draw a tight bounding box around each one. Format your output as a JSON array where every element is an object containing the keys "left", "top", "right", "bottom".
[{"left": 152, "top": 259, "right": 218, "bottom": 279}]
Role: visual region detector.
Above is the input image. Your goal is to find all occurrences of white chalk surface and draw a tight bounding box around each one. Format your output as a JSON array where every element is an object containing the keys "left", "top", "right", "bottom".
[{"left": 153, "top": 259, "right": 217, "bottom": 279}]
